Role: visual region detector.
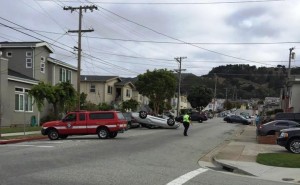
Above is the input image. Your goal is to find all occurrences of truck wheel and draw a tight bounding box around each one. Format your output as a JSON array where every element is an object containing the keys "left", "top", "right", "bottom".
[
  {"left": 59, "top": 135, "right": 68, "bottom": 139},
  {"left": 48, "top": 129, "right": 59, "bottom": 140},
  {"left": 109, "top": 132, "right": 118, "bottom": 138},
  {"left": 167, "top": 118, "right": 175, "bottom": 126},
  {"left": 288, "top": 139, "right": 300, "bottom": 154},
  {"left": 139, "top": 111, "right": 147, "bottom": 119},
  {"left": 97, "top": 128, "right": 109, "bottom": 139}
]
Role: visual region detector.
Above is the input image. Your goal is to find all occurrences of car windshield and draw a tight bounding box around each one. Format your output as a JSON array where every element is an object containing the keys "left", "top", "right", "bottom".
[{"left": 117, "top": 112, "right": 126, "bottom": 120}]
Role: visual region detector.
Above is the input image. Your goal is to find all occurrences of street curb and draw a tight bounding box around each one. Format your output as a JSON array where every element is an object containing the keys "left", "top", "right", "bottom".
[
  {"left": 0, "top": 136, "right": 47, "bottom": 144},
  {"left": 212, "top": 157, "right": 256, "bottom": 176}
]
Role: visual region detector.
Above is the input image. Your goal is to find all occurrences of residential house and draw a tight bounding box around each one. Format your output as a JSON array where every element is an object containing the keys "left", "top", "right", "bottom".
[
  {"left": 282, "top": 75, "right": 300, "bottom": 113},
  {"left": 80, "top": 76, "right": 150, "bottom": 111},
  {"left": 203, "top": 98, "right": 225, "bottom": 112},
  {"left": 121, "top": 77, "right": 150, "bottom": 110},
  {"left": 170, "top": 93, "right": 190, "bottom": 116},
  {"left": 0, "top": 42, "right": 77, "bottom": 127}
]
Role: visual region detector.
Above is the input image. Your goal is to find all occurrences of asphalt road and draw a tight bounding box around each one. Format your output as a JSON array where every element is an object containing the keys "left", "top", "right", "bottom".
[{"left": 0, "top": 118, "right": 291, "bottom": 185}]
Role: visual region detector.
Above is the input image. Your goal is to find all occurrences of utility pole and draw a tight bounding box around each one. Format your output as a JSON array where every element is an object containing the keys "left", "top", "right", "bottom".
[
  {"left": 288, "top": 47, "right": 295, "bottom": 79},
  {"left": 285, "top": 47, "right": 295, "bottom": 112},
  {"left": 212, "top": 73, "right": 217, "bottom": 116},
  {"left": 64, "top": 5, "right": 97, "bottom": 110},
  {"left": 174, "top": 57, "right": 187, "bottom": 117}
]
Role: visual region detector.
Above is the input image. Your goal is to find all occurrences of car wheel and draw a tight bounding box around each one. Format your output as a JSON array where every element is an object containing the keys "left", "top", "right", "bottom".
[
  {"left": 139, "top": 111, "right": 147, "bottom": 119},
  {"left": 59, "top": 135, "right": 68, "bottom": 139},
  {"left": 198, "top": 119, "right": 203, "bottom": 123},
  {"left": 48, "top": 129, "right": 59, "bottom": 140},
  {"left": 97, "top": 127, "right": 109, "bottom": 139},
  {"left": 167, "top": 118, "right": 175, "bottom": 126},
  {"left": 109, "top": 132, "right": 118, "bottom": 138},
  {"left": 288, "top": 139, "right": 300, "bottom": 154}
]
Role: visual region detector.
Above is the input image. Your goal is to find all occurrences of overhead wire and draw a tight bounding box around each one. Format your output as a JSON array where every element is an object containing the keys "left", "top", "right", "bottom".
[
  {"left": 35, "top": 0, "right": 285, "bottom": 5},
  {"left": 95, "top": 5, "right": 280, "bottom": 66}
]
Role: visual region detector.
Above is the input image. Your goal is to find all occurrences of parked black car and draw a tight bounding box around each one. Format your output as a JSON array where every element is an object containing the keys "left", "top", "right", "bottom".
[
  {"left": 275, "top": 112, "right": 300, "bottom": 123},
  {"left": 277, "top": 128, "right": 300, "bottom": 154},
  {"left": 223, "top": 115, "right": 251, "bottom": 125},
  {"left": 123, "top": 112, "right": 140, "bottom": 129},
  {"left": 175, "top": 111, "right": 207, "bottom": 123},
  {"left": 257, "top": 120, "right": 300, "bottom": 136}
]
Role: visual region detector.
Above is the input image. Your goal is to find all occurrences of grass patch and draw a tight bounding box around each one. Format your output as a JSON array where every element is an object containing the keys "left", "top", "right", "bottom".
[
  {"left": 257, "top": 153, "right": 300, "bottom": 168},
  {"left": 0, "top": 126, "right": 41, "bottom": 134}
]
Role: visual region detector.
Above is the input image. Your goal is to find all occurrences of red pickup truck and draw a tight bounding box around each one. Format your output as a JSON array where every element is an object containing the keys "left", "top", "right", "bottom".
[{"left": 41, "top": 111, "right": 127, "bottom": 140}]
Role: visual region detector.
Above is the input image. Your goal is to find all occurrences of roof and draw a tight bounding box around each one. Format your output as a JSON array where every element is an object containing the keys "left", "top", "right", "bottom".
[
  {"left": 80, "top": 75, "right": 120, "bottom": 82},
  {"left": 0, "top": 41, "right": 54, "bottom": 53},
  {"left": 8, "top": 69, "right": 39, "bottom": 85},
  {"left": 8, "top": 69, "right": 36, "bottom": 81},
  {"left": 47, "top": 57, "right": 77, "bottom": 71}
]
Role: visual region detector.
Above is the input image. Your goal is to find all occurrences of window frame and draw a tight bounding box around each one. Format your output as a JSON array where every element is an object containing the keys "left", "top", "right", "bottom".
[
  {"left": 15, "top": 87, "right": 33, "bottom": 112},
  {"left": 59, "top": 68, "right": 72, "bottom": 82},
  {"left": 26, "top": 58, "right": 32, "bottom": 68},
  {"left": 26, "top": 51, "right": 32, "bottom": 57},
  {"left": 40, "top": 62, "right": 45, "bottom": 73},
  {"left": 90, "top": 84, "right": 96, "bottom": 93},
  {"left": 107, "top": 85, "right": 113, "bottom": 94},
  {"left": 6, "top": 51, "right": 12, "bottom": 57},
  {"left": 126, "top": 89, "right": 131, "bottom": 97}
]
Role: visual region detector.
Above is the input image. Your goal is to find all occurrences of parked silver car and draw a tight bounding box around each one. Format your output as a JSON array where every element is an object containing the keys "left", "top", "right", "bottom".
[
  {"left": 257, "top": 120, "right": 300, "bottom": 136},
  {"left": 131, "top": 111, "right": 180, "bottom": 129}
]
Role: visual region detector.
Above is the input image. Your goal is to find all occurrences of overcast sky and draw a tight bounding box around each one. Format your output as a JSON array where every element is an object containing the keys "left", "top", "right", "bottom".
[{"left": 0, "top": 0, "right": 299, "bottom": 77}]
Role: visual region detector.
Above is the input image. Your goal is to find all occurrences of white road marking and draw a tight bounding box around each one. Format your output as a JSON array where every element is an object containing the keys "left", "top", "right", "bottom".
[
  {"left": 166, "top": 168, "right": 208, "bottom": 185},
  {"left": 9, "top": 144, "right": 54, "bottom": 148}
]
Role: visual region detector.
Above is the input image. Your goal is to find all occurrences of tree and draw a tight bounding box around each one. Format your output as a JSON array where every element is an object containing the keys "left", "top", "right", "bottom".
[
  {"left": 135, "top": 69, "right": 176, "bottom": 115},
  {"left": 187, "top": 85, "right": 213, "bottom": 110},
  {"left": 29, "top": 81, "right": 77, "bottom": 119},
  {"left": 121, "top": 99, "right": 139, "bottom": 112},
  {"left": 98, "top": 102, "right": 113, "bottom": 111}
]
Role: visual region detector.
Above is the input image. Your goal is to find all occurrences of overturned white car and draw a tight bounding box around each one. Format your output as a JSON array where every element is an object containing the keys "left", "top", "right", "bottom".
[{"left": 131, "top": 111, "right": 180, "bottom": 129}]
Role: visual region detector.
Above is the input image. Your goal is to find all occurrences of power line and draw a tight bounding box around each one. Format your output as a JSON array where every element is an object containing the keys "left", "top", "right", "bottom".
[
  {"left": 97, "top": 6, "right": 276, "bottom": 66},
  {"left": 36, "top": 0, "right": 285, "bottom": 5},
  {"left": 4, "top": 26, "right": 300, "bottom": 46}
]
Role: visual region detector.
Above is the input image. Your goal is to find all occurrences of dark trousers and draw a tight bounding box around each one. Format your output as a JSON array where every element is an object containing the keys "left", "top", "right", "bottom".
[{"left": 183, "top": 122, "right": 190, "bottom": 136}]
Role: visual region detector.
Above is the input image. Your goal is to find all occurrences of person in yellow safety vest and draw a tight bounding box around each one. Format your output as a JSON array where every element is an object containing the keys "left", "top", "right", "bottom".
[{"left": 183, "top": 112, "right": 191, "bottom": 136}]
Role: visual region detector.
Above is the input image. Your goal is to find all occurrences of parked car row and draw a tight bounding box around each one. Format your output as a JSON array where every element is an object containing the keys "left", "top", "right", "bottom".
[
  {"left": 223, "top": 114, "right": 251, "bottom": 125},
  {"left": 175, "top": 111, "right": 208, "bottom": 123},
  {"left": 256, "top": 120, "right": 300, "bottom": 136}
]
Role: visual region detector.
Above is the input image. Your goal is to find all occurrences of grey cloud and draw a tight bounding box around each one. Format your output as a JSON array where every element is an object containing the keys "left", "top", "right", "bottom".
[{"left": 226, "top": 7, "right": 280, "bottom": 38}]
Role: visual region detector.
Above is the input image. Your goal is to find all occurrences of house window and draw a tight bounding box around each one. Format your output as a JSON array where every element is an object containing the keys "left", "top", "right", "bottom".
[
  {"left": 40, "top": 62, "right": 45, "bottom": 73},
  {"left": 59, "top": 68, "right": 72, "bottom": 82},
  {"left": 41, "top": 56, "right": 45, "bottom": 62},
  {"left": 26, "top": 51, "right": 32, "bottom": 57},
  {"left": 26, "top": 58, "right": 32, "bottom": 68},
  {"left": 107, "top": 85, "right": 113, "bottom": 94},
  {"left": 67, "top": 70, "right": 72, "bottom": 82},
  {"left": 90, "top": 84, "right": 96, "bottom": 93},
  {"left": 6, "top": 52, "right": 12, "bottom": 57},
  {"left": 15, "top": 88, "right": 33, "bottom": 112},
  {"left": 126, "top": 89, "right": 131, "bottom": 97}
]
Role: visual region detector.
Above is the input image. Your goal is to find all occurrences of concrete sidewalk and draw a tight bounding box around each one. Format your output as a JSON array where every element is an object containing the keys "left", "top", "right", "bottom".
[
  {"left": 200, "top": 125, "right": 300, "bottom": 184},
  {"left": 0, "top": 131, "right": 46, "bottom": 144}
]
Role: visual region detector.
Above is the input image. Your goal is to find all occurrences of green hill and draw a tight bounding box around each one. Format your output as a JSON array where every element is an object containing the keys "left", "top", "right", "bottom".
[{"left": 180, "top": 64, "right": 298, "bottom": 99}]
